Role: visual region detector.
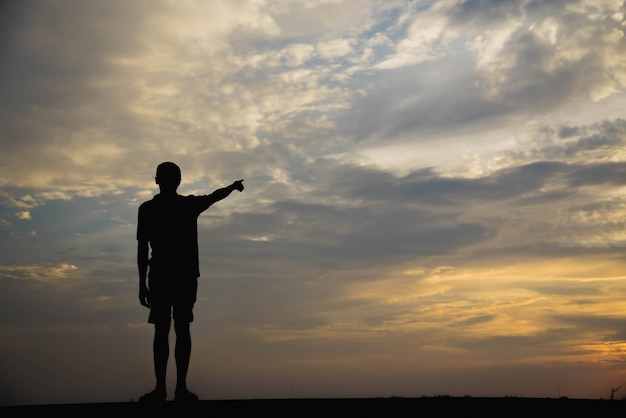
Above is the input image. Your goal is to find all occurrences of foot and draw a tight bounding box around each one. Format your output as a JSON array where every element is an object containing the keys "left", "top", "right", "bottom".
[
  {"left": 138, "top": 389, "right": 167, "bottom": 403},
  {"left": 174, "top": 388, "right": 199, "bottom": 402}
]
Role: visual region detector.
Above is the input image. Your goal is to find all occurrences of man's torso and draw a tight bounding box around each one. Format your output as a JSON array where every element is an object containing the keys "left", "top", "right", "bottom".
[{"left": 138, "top": 193, "right": 209, "bottom": 279}]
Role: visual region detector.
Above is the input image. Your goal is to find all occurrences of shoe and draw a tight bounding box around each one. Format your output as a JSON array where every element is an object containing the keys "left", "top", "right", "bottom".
[
  {"left": 138, "top": 389, "right": 167, "bottom": 403},
  {"left": 174, "top": 388, "right": 199, "bottom": 402}
]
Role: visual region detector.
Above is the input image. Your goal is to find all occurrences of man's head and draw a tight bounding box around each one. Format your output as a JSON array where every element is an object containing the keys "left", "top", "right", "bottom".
[{"left": 155, "top": 162, "right": 181, "bottom": 192}]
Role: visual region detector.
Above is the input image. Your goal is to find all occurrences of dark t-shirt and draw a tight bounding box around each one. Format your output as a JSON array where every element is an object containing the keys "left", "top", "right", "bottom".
[{"left": 137, "top": 193, "right": 215, "bottom": 279}]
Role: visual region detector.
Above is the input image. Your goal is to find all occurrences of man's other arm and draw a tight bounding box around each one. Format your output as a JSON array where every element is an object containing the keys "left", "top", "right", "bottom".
[{"left": 138, "top": 239, "right": 150, "bottom": 307}]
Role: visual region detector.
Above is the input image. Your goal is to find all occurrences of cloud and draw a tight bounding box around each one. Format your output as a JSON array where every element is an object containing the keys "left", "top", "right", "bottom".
[
  {"left": 464, "top": 0, "right": 626, "bottom": 105},
  {"left": 372, "top": 1, "right": 458, "bottom": 70},
  {"left": 0, "top": 262, "right": 79, "bottom": 282},
  {"left": 2, "top": 1, "right": 626, "bottom": 405},
  {"left": 16, "top": 211, "right": 31, "bottom": 220}
]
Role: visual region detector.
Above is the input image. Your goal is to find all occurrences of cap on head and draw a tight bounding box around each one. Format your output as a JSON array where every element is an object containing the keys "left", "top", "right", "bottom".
[{"left": 155, "top": 162, "right": 181, "bottom": 186}]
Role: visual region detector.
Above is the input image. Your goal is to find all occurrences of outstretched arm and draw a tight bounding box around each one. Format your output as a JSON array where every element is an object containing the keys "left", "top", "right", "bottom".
[{"left": 206, "top": 179, "right": 244, "bottom": 204}]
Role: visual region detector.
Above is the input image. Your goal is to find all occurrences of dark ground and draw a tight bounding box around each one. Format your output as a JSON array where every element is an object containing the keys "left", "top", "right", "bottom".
[{"left": 2, "top": 397, "right": 625, "bottom": 416}]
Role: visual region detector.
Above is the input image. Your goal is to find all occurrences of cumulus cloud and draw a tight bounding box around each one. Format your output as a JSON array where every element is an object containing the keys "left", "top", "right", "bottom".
[{"left": 464, "top": 0, "right": 626, "bottom": 106}]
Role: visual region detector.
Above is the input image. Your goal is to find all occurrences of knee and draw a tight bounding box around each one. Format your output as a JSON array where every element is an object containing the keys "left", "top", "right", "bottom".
[{"left": 174, "top": 321, "right": 191, "bottom": 336}]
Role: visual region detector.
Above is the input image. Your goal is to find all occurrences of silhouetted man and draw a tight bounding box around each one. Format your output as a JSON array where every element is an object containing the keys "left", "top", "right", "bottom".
[{"left": 137, "top": 162, "right": 244, "bottom": 403}]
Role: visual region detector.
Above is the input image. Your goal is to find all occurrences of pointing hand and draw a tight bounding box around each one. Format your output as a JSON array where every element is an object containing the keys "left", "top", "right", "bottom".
[{"left": 233, "top": 179, "right": 244, "bottom": 192}]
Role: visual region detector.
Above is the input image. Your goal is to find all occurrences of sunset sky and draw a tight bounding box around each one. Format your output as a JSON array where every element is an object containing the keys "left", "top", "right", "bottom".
[{"left": 3, "top": 0, "right": 626, "bottom": 406}]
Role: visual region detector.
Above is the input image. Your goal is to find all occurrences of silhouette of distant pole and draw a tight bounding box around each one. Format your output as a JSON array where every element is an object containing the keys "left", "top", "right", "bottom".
[{"left": 610, "top": 385, "right": 622, "bottom": 400}]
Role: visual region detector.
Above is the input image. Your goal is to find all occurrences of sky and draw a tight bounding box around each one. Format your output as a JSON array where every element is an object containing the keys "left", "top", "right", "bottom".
[{"left": 2, "top": 0, "right": 626, "bottom": 406}]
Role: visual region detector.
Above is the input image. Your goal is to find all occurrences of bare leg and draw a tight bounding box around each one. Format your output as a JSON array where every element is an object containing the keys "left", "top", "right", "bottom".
[
  {"left": 174, "top": 320, "right": 198, "bottom": 401},
  {"left": 139, "top": 321, "right": 170, "bottom": 403},
  {"left": 174, "top": 320, "right": 191, "bottom": 392},
  {"left": 154, "top": 321, "right": 171, "bottom": 395}
]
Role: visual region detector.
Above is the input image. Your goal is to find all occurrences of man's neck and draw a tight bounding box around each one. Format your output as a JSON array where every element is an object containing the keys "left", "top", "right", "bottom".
[{"left": 158, "top": 189, "right": 178, "bottom": 197}]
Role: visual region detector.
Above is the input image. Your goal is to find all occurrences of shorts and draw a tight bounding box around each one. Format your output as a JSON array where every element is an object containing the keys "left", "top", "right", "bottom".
[{"left": 147, "top": 273, "right": 198, "bottom": 324}]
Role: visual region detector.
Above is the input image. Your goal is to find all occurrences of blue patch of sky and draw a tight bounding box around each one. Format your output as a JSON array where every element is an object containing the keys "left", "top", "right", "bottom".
[
  {"left": 0, "top": 203, "right": 16, "bottom": 223},
  {"left": 29, "top": 198, "right": 106, "bottom": 235},
  {"left": 229, "top": 32, "right": 313, "bottom": 58},
  {"left": 361, "top": 3, "right": 407, "bottom": 40},
  {"left": 11, "top": 196, "right": 136, "bottom": 269},
  {"left": 227, "top": 5, "right": 414, "bottom": 82}
]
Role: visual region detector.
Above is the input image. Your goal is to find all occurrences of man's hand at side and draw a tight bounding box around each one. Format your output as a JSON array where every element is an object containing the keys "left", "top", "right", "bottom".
[{"left": 139, "top": 284, "right": 151, "bottom": 308}]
